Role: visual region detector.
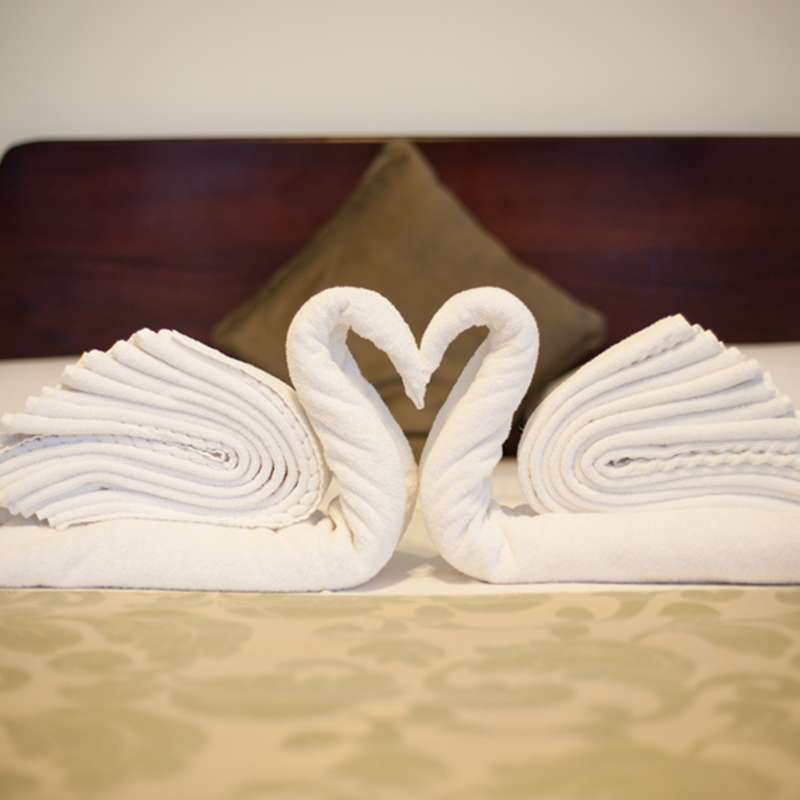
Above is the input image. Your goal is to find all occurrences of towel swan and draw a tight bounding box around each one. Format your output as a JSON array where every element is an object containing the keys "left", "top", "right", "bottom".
[
  {"left": 418, "top": 287, "right": 800, "bottom": 584},
  {"left": 0, "top": 287, "right": 425, "bottom": 591}
]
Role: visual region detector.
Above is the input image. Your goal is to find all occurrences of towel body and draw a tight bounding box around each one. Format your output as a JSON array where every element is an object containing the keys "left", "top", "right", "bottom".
[
  {"left": 419, "top": 289, "right": 800, "bottom": 584},
  {"left": 0, "top": 288, "right": 423, "bottom": 591}
]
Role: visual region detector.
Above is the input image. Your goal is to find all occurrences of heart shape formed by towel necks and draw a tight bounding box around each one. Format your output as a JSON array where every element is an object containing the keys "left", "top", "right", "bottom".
[{"left": 287, "top": 288, "right": 536, "bottom": 479}]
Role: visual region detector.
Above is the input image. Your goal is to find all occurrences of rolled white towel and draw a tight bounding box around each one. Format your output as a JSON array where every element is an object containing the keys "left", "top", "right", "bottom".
[
  {"left": 419, "top": 288, "right": 800, "bottom": 584},
  {"left": 519, "top": 314, "right": 800, "bottom": 512},
  {"left": 0, "top": 330, "right": 329, "bottom": 529}
]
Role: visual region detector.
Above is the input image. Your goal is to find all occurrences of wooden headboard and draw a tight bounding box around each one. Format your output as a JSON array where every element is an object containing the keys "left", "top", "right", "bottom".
[{"left": 1, "top": 137, "right": 798, "bottom": 358}]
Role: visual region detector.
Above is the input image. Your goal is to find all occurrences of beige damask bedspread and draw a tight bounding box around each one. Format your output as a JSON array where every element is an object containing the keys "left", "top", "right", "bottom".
[{"left": 1, "top": 588, "right": 799, "bottom": 799}]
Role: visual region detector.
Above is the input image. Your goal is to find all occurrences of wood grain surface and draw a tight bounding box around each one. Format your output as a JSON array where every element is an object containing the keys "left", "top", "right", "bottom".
[{"left": 1, "top": 137, "right": 798, "bottom": 357}]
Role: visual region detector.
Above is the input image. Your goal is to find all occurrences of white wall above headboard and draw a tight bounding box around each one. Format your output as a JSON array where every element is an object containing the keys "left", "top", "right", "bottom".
[{"left": 1, "top": 0, "right": 798, "bottom": 157}]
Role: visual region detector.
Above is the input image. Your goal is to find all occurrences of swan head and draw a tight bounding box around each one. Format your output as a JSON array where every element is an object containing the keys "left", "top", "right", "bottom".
[
  {"left": 420, "top": 286, "right": 539, "bottom": 383},
  {"left": 288, "top": 286, "right": 429, "bottom": 410},
  {"left": 402, "top": 372, "right": 427, "bottom": 411}
]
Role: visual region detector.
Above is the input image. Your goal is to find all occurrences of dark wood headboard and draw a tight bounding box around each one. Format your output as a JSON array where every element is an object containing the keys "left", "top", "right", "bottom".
[{"left": 1, "top": 137, "right": 798, "bottom": 358}]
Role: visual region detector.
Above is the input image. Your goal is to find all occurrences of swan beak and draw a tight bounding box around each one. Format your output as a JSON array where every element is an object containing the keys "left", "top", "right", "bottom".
[{"left": 403, "top": 377, "right": 427, "bottom": 411}]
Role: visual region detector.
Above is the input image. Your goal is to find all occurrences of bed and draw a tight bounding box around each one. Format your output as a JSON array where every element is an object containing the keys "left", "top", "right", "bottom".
[{"left": 1, "top": 138, "right": 800, "bottom": 799}]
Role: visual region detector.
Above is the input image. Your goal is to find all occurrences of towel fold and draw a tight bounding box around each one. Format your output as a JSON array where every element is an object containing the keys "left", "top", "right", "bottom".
[
  {"left": 0, "top": 330, "right": 329, "bottom": 528},
  {"left": 519, "top": 315, "right": 800, "bottom": 512}
]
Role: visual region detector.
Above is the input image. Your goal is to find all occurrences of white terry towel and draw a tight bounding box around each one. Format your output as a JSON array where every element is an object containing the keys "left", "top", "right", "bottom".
[
  {"left": 419, "top": 287, "right": 800, "bottom": 584},
  {"left": 0, "top": 287, "right": 424, "bottom": 591}
]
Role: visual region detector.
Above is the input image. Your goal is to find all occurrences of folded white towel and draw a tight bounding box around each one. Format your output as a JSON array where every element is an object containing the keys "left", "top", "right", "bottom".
[
  {"left": 419, "top": 288, "right": 800, "bottom": 584},
  {"left": 0, "top": 287, "right": 424, "bottom": 591}
]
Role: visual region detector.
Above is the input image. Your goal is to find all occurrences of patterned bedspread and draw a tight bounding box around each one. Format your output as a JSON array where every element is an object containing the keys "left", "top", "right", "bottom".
[{"left": 1, "top": 588, "right": 799, "bottom": 799}]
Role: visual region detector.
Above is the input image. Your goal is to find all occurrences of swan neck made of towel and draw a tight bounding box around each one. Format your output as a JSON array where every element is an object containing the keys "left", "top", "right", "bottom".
[
  {"left": 418, "top": 287, "right": 539, "bottom": 559},
  {"left": 286, "top": 287, "right": 423, "bottom": 564}
]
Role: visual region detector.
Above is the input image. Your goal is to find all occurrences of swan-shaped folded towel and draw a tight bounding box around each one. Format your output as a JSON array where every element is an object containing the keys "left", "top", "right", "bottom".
[
  {"left": 0, "top": 287, "right": 424, "bottom": 591},
  {"left": 419, "top": 288, "right": 800, "bottom": 584}
]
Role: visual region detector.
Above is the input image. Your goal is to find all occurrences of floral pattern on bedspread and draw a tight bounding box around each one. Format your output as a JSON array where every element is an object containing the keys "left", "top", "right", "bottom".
[{"left": 1, "top": 589, "right": 799, "bottom": 799}]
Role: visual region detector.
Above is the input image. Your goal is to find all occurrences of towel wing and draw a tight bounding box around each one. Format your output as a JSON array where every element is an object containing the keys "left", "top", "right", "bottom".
[
  {"left": 0, "top": 330, "right": 329, "bottom": 529},
  {"left": 519, "top": 315, "right": 800, "bottom": 512}
]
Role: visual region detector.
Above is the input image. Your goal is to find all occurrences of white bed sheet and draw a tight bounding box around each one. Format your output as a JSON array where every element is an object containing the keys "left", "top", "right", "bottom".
[{"left": 1, "top": 342, "right": 798, "bottom": 595}]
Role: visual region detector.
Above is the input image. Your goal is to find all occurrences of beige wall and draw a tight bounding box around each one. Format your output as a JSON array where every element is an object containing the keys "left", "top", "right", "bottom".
[{"left": 1, "top": 0, "right": 798, "bottom": 157}]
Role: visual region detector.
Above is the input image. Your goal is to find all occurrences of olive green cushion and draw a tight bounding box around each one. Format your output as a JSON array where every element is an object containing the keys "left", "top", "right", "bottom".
[{"left": 213, "top": 141, "right": 606, "bottom": 455}]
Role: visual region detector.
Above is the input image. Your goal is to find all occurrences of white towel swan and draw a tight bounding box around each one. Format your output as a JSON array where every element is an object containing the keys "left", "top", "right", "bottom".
[
  {"left": 419, "top": 287, "right": 800, "bottom": 584},
  {"left": 0, "top": 287, "right": 425, "bottom": 591}
]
